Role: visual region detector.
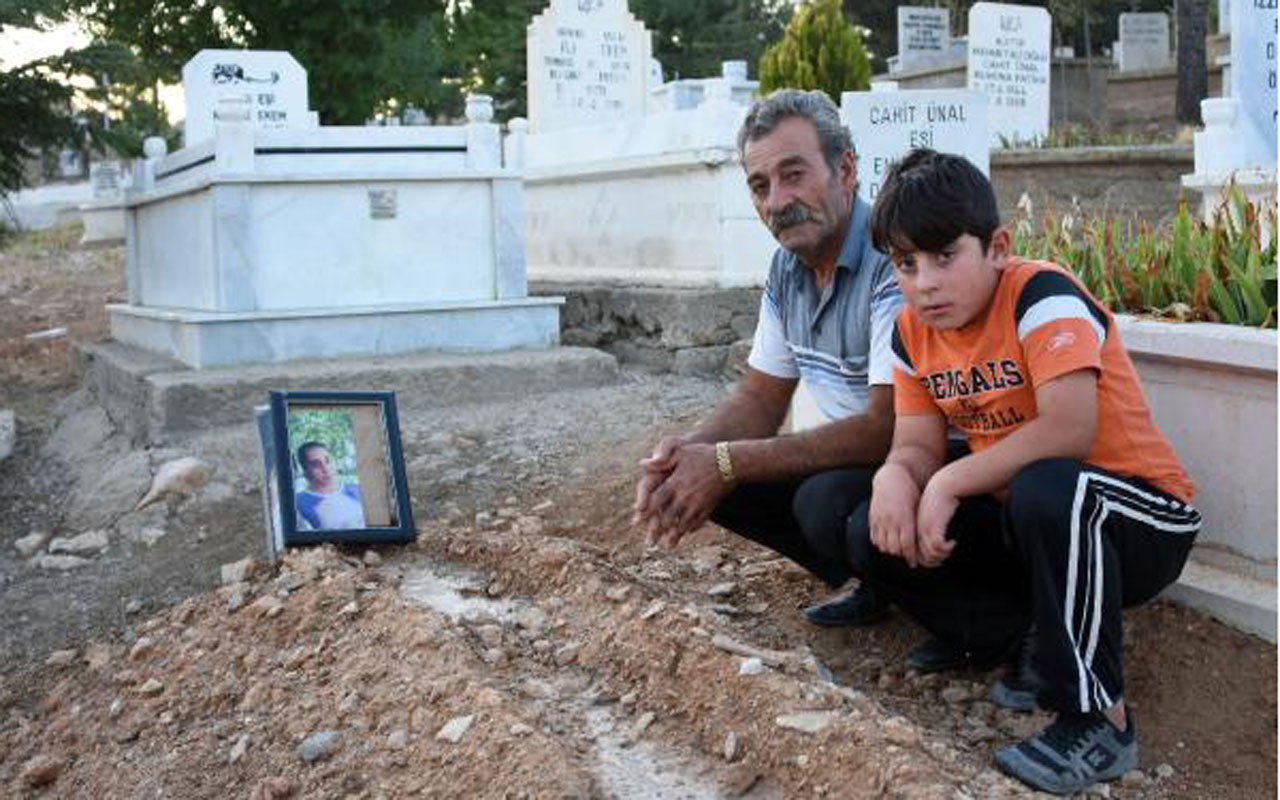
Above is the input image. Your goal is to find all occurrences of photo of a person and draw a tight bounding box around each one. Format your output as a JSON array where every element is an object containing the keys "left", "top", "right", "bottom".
[{"left": 294, "top": 440, "right": 366, "bottom": 531}]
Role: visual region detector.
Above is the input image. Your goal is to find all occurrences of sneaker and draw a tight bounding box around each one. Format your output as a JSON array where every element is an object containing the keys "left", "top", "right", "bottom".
[
  {"left": 995, "top": 711, "right": 1138, "bottom": 795},
  {"left": 803, "top": 584, "right": 889, "bottom": 628},
  {"left": 989, "top": 627, "right": 1040, "bottom": 712}
]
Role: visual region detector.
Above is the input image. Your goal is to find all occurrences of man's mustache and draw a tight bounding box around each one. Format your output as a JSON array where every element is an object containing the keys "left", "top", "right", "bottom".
[{"left": 769, "top": 203, "right": 813, "bottom": 231}]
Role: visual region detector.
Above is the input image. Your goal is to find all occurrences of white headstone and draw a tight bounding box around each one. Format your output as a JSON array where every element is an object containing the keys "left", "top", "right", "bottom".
[
  {"left": 181, "top": 50, "right": 309, "bottom": 146},
  {"left": 526, "top": 0, "right": 653, "bottom": 133},
  {"left": 897, "top": 7, "right": 950, "bottom": 71},
  {"left": 1229, "top": 0, "right": 1278, "bottom": 168},
  {"left": 841, "top": 89, "right": 990, "bottom": 204},
  {"left": 967, "top": 2, "right": 1051, "bottom": 147},
  {"left": 1117, "top": 13, "right": 1171, "bottom": 72},
  {"left": 90, "top": 160, "right": 123, "bottom": 200}
]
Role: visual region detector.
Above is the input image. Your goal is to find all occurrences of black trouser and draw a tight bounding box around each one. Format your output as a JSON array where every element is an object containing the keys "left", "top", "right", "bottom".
[
  {"left": 847, "top": 458, "right": 1200, "bottom": 714},
  {"left": 710, "top": 467, "right": 877, "bottom": 588}
]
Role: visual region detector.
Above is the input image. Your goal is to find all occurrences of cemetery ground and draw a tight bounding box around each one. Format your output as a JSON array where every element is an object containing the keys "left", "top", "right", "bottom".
[{"left": 0, "top": 226, "right": 1274, "bottom": 799}]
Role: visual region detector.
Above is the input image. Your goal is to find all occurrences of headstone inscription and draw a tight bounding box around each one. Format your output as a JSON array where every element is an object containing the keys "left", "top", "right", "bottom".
[
  {"left": 181, "top": 50, "right": 310, "bottom": 146},
  {"left": 897, "top": 7, "right": 950, "bottom": 72},
  {"left": 841, "top": 89, "right": 989, "bottom": 204},
  {"left": 526, "top": 0, "right": 653, "bottom": 133},
  {"left": 1229, "top": 0, "right": 1278, "bottom": 168},
  {"left": 1116, "top": 12, "right": 1171, "bottom": 72},
  {"left": 966, "top": 2, "right": 1051, "bottom": 147},
  {"left": 90, "top": 161, "right": 123, "bottom": 200}
]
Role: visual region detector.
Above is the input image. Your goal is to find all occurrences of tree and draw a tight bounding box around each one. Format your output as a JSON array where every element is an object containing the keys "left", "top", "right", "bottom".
[
  {"left": 1175, "top": 0, "right": 1209, "bottom": 124},
  {"left": 759, "top": 0, "right": 871, "bottom": 103},
  {"left": 76, "top": 0, "right": 452, "bottom": 125},
  {"left": 631, "top": 0, "right": 790, "bottom": 82}
]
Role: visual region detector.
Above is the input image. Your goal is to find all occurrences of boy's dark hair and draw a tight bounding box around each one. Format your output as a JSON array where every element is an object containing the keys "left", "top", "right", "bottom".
[
  {"left": 870, "top": 148, "right": 1000, "bottom": 256},
  {"left": 296, "top": 441, "right": 327, "bottom": 469}
]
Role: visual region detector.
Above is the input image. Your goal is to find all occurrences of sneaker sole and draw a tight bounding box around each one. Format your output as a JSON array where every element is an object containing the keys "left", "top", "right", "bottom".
[{"left": 994, "top": 740, "right": 1138, "bottom": 795}]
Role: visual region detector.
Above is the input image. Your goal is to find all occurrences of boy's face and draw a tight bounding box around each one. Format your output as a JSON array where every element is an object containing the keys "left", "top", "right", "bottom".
[{"left": 890, "top": 230, "right": 1010, "bottom": 330}]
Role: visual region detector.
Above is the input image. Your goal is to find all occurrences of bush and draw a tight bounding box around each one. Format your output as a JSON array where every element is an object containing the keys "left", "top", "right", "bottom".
[
  {"left": 1012, "top": 188, "right": 1277, "bottom": 328},
  {"left": 758, "top": 0, "right": 871, "bottom": 105}
]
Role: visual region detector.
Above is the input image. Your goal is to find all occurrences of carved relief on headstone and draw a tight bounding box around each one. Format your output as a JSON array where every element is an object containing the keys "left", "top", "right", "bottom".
[
  {"left": 181, "top": 50, "right": 310, "bottom": 146},
  {"left": 966, "top": 2, "right": 1051, "bottom": 147},
  {"left": 526, "top": 0, "right": 653, "bottom": 133}
]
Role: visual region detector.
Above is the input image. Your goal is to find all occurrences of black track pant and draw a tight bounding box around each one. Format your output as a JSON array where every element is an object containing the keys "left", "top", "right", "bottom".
[
  {"left": 848, "top": 458, "right": 1200, "bottom": 714},
  {"left": 710, "top": 467, "right": 876, "bottom": 588}
]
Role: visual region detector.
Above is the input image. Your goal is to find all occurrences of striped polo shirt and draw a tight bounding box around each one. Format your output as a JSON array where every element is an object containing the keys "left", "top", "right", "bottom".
[{"left": 747, "top": 197, "right": 903, "bottom": 422}]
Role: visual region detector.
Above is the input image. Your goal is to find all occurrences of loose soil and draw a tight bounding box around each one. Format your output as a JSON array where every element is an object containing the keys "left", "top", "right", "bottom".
[{"left": 0, "top": 226, "right": 1274, "bottom": 798}]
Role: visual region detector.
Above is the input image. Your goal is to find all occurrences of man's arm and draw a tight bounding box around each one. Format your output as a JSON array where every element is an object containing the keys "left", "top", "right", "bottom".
[{"left": 914, "top": 368, "right": 1098, "bottom": 565}]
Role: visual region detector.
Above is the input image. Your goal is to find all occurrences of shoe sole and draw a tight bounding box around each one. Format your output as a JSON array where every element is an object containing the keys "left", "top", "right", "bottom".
[
  {"left": 802, "top": 608, "right": 890, "bottom": 629},
  {"left": 994, "top": 740, "right": 1138, "bottom": 795}
]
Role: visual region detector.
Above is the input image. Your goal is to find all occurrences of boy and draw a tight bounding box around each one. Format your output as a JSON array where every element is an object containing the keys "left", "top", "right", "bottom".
[{"left": 850, "top": 149, "right": 1200, "bottom": 795}]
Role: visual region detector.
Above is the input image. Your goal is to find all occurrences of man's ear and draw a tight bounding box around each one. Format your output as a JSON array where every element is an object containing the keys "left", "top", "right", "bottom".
[
  {"left": 988, "top": 227, "right": 1011, "bottom": 262},
  {"left": 840, "top": 150, "right": 857, "bottom": 195}
]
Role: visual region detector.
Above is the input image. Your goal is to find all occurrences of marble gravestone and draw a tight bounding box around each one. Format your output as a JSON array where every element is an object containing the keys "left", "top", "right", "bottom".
[
  {"left": 966, "top": 2, "right": 1051, "bottom": 147},
  {"left": 526, "top": 0, "right": 653, "bottom": 133},
  {"left": 841, "top": 89, "right": 989, "bottom": 204},
  {"left": 1229, "top": 0, "right": 1278, "bottom": 168},
  {"left": 1116, "top": 13, "right": 1171, "bottom": 72},
  {"left": 896, "top": 7, "right": 950, "bottom": 72},
  {"left": 182, "top": 50, "right": 311, "bottom": 146}
]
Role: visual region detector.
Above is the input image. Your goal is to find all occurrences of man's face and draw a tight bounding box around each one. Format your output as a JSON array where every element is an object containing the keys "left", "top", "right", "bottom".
[
  {"left": 301, "top": 446, "right": 335, "bottom": 491},
  {"left": 743, "top": 116, "right": 856, "bottom": 265},
  {"left": 889, "top": 231, "right": 1009, "bottom": 330}
]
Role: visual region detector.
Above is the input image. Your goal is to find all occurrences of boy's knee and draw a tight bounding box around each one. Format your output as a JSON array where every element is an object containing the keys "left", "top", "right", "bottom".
[{"left": 1006, "top": 458, "right": 1083, "bottom": 541}]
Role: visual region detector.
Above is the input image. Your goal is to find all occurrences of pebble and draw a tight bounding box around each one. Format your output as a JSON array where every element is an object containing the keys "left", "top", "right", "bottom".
[
  {"left": 48, "top": 529, "right": 109, "bottom": 555},
  {"left": 32, "top": 554, "right": 90, "bottom": 571},
  {"left": 1120, "top": 769, "right": 1149, "bottom": 786},
  {"left": 604, "top": 584, "right": 630, "bottom": 602},
  {"left": 882, "top": 716, "right": 921, "bottom": 747},
  {"left": 297, "top": 731, "right": 341, "bottom": 763},
  {"left": 632, "top": 711, "right": 656, "bottom": 739},
  {"left": 723, "top": 731, "right": 740, "bottom": 762},
  {"left": 531, "top": 500, "right": 554, "bottom": 513},
  {"left": 738, "top": 657, "right": 766, "bottom": 676},
  {"left": 554, "top": 643, "right": 581, "bottom": 666},
  {"left": 639, "top": 600, "right": 666, "bottom": 620},
  {"left": 775, "top": 711, "right": 837, "bottom": 734},
  {"left": 14, "top": 531, "right": 49, "bottom": 558},
  {"left": 1154, "top": 763, "right": 1175, "bottom": 780},
  {"left": 339, "top": 601, "right": 359, "bottom": 616},
  {"left": 229, "top": 733, "right": 250, "bottom": 763},
  {"left": 45, "top": 649, "right": 77, "bottom": 667},
  {"left": 129, "top": 637, "right": 156, "bottom": 661},
  {"left": 940, "top": 683, "right": 972, "bottom": 704},
  {"left": 707, "top": 581, "right": 737, "bottom": 597},
  {"left": 510, "top": 722, "right": 534, "bottom": 736},
  {"left": 387, "top": 729, "right": 409, "bottom": 750},
  {"left": 137, "top": 678, "right": 165, "bottom": 695},
  {"left": 125, "top": 599, "right": 143, "bottom": 614},
  {"left": 20, "top": 754, "right": 62, "bottom": 787},
  {"left": 436, "top": 715, "right": 475, "bottom": 744},
  {"left": 221, "top": 558, "right": 258, "bottom": 585},
  {"left": 1087, "top": 782, "right": 1111, "bottom": 798},
  {"left": 362, "top": 550, "right": 383, "bottom": 567},
  {"left": 619, "top": 691, "right": 638, "bottom": 707},
  {"left": 108, "top": 698, "right": 125, "bottom": 718}
]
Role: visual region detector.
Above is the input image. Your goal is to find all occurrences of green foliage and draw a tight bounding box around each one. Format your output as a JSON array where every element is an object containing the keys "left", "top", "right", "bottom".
[
  {"left": 0, "top": 65, "right": 77, "bottom": 193},
  {"left": 77, "top": 0, "right": 452, "bottom": 125},
  {"left": 1012, "top": 189, "right": 1278, "bottom": 328},
  {"left": 632, "top": 0, "right": 789, "bottom": 82},
  {"left": 759, "top": 0, "right": 870, "bottom": 104},
  {"left": 287, "top": 408, "right": 358, "bottom": 481},
  {"left": 997, "top": 123, "right": 1176, "bottom": 150}
]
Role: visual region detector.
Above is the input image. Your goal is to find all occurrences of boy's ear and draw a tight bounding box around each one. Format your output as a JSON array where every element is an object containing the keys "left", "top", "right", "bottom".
[{"left": 988, "top": 227, "right": 1012, "bottom": 262}]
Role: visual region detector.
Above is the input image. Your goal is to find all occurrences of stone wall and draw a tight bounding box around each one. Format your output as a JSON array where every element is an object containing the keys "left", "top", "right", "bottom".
[
  {"left": 1105, "top": 65, "right": 1225, "bottom": 137},
  {"left": 990, "top": 144, "right": 1194, "bottom": 228},
  {"left": 533, "top": 283, "right": 759, "bottom": 374}
]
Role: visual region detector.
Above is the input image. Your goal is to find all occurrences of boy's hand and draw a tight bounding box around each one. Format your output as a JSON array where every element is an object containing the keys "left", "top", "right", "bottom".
[
  {"left": 916, "top": 468, "right": 960, "bottom": 567},
  {"left": 869, "top": 463, "right": 923, "bottom": 568}
]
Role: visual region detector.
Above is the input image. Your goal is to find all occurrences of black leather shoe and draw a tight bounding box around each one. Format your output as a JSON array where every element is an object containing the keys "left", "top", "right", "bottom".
[
  {"left": 906, "top": 636, "right": 1016, "bottom": 674},
  {"left": 803, "top": 584, "right": 889, "bottom": 628}
]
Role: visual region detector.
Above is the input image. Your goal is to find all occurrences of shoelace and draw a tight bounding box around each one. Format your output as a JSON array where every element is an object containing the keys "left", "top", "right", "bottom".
[{"left": 1038, "top": 713, "right": 1104, "bottom": 757}]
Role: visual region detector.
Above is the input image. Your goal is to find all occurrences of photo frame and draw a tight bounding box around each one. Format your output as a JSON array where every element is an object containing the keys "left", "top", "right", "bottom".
[{"left": 256, "top": 390, "right": 415, "bottom": 555}]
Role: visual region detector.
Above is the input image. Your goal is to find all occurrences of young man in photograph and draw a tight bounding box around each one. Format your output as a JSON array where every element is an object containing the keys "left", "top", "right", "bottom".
[
  {"left": 852, "top": 148, "right": 1200, "bottom": 794},
  {"left": 295, "top": 441, "right": 366, "bottom": 531}
]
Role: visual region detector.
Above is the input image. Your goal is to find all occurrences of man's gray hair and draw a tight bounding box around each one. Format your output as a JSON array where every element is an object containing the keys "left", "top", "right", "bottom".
[{"left": 737, "top": 89, "right": 854, "bottom": 172}]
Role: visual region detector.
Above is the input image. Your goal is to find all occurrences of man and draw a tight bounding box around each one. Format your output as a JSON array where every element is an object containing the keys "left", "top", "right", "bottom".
[
  {"left": 295, "top": 441, "right": 366, "bottom": 531},
  {"left": 632, "top": 89, "right": 902, "bottom": 627}
]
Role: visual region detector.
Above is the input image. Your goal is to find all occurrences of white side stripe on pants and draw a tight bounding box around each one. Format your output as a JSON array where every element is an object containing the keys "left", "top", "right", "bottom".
[{"left": 1065, "top": 471, "right": 1201, "bottom": 712}]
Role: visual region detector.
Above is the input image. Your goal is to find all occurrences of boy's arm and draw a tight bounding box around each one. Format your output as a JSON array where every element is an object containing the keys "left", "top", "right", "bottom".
[
  {"left": 915, "top": 368, "right": 1098, "bottom": 564},
  {"left": 869, "top": 412, "right": 947, "bottom": 568}
]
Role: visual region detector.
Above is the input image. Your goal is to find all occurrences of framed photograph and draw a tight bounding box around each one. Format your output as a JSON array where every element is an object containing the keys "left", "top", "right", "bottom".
[{"left": 258, "top": 389, "right": 415, "bottom": 551}]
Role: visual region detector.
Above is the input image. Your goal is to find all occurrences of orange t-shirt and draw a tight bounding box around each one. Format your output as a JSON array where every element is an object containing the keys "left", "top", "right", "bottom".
[{"left": 891, "top": 257, "right": 1193, "bottom": 502}]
